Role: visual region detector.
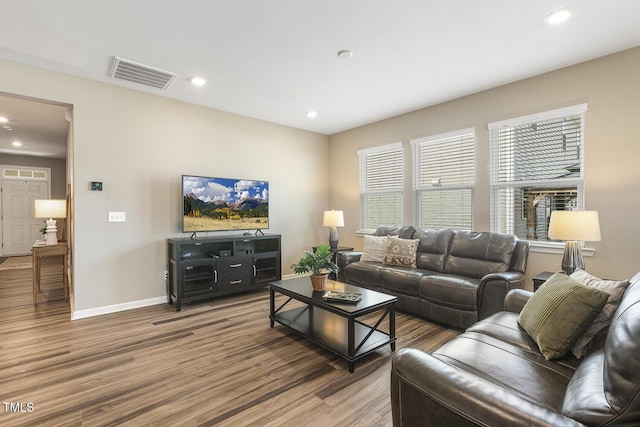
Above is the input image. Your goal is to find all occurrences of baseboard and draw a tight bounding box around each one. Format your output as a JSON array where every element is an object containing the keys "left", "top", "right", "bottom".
[
  {"left": 72, "top": 277, "right": 299, "bottom": 320},
  {"left": 71, "top": 296, "right": 167, "bottom": 320}
]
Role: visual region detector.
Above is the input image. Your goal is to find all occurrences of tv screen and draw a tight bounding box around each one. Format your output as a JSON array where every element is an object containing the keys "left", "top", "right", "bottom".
[{"left": 182, "top": 175, "right": 269, "bottom": 233}]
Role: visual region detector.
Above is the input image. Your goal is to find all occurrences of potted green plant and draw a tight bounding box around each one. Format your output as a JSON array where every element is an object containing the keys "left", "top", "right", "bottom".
[{"left": 291, "top": 245, "right": 339, "bottom": 291}]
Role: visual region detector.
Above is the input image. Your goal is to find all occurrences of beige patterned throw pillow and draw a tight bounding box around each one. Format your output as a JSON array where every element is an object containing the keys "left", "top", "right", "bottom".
[{"left": 383, "top": 237, "right": 419, "bottom": 268}]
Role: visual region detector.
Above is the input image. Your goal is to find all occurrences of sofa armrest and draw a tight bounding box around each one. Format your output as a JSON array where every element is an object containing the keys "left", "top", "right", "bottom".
[
  {"left": 335, "top": 251, "right": 362, "bottom": 282},
  {"left": 504, "top": 289, "right": 533, "bottom": 313},
  {"left": 477, "top": 271, "right": 525, "bottom": 320},
  {"left": 391, "top": 349, "right": 585, "bottom": 427}
]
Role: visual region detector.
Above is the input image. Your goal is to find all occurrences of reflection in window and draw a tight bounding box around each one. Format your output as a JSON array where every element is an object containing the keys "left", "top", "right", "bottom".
[{"left": 521, "top": 188, "right": 577, "bottom": 240}]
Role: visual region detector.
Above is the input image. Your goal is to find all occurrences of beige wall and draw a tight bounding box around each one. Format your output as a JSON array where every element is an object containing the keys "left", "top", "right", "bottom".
[
  {"left": 0, "top": 58, "right": 329, "bottom": 316},
  {"left": 2, "top": 45, "right": 639, "bottom": 315},
  {"left": 329, "top": 47, "right": 640, "bottom": 288}
]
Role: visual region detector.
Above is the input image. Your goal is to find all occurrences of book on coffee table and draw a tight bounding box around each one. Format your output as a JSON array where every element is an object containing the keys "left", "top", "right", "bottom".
[{"left": 322, "top": 290, "right": 362, "bottom": 304}]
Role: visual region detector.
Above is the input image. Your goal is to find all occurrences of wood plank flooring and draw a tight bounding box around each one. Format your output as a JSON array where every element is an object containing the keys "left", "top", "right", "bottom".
[{"left": 0, "top": 264, "right": 459, "bottom": 426}]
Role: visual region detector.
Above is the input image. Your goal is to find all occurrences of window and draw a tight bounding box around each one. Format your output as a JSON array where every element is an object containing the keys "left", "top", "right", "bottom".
[
  {"left": 489, "top": 104, "right": 587, "bottom": 241},
  {"left": 411, "top": 129, "right": 475, "bottom": 230},
  {"left": 358, "top": 142, "right": 403, "bottom": 232},
  {"left": 2, "top": 167, "right": 48, "bottom": 180}
]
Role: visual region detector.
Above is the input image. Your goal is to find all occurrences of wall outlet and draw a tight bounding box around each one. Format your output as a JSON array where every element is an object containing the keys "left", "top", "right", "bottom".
[{"left": 164, "top": 270, "right": 169, "bottom": 280}]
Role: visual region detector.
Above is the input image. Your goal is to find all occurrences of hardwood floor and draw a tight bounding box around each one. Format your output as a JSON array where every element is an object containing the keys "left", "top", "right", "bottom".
[{"left": 0, "top": 264, "right": 459, "bottom": 426}]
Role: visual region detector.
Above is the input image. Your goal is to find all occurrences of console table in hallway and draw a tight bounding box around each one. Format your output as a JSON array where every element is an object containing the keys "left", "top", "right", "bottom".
[{"left": 32, "top": 242, "right": 68, "bottom": 305}]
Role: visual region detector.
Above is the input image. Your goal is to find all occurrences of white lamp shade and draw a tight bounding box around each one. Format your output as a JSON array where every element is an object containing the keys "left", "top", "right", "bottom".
[
  {"left": 548, "top": 210, "right": 601, "bottom": 241},
  {"left": 34, "top": 199, "right": 67, "bottom": 219},
  {"left": 323, "top": 210, "right": 344, "bottom": 227}
]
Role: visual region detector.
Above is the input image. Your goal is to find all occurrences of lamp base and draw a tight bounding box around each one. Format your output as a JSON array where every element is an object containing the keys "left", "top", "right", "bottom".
[
  {"left": 329, "top": 227, "right": 339, "bottom": 250},
  {"left": 45, "top": 218, "right": 58, "bottom": 245},
  {"left": 561, "top": 240, "right": 584, "bottom": 275}
]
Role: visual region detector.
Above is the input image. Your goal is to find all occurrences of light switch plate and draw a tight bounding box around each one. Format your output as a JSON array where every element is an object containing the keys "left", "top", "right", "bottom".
[{"left": 108, "top": 211, "right": 126, "bottom": 222}]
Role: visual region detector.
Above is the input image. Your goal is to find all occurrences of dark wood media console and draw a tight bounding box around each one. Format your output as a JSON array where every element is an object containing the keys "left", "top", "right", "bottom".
[{"left": 167, "top": 234, "right": 281, "bottom": 311}]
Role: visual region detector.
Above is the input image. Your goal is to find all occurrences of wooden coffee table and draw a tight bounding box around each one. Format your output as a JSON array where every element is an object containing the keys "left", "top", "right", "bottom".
[{"left": 269, "top": 276, "right": 397, "bottom": 373}]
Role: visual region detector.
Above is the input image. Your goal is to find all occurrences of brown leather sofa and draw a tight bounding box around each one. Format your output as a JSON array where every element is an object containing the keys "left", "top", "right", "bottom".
[
  {"left": 336, "top": 226, "right": 530, "bottom": 329},
  {"left": 390, "top": 272, "right": 640, "bottom": 427}
]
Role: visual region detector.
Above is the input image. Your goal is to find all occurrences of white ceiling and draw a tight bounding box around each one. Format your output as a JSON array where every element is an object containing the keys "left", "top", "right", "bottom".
[
  {"left": 0, "top": 0, "right": 639, "bottom": 159},
  {"left": 0, "top": 95, "right": 68, "bottom": 159}
]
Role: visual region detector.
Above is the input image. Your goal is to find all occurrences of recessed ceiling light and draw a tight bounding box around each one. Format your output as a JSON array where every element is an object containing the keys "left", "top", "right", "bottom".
[
  {"left": 306, "top": 111, "right": 318, "bottom": 118},
  {"left": 12, "top": 141, "right": 22, "bottom": 147},
  {"left": 337, "top": 50, "right": 353, "bottom": 60},
  {"left": 190, "top": 77, "right": 207, "bottom": 87},
  {"left": 545, "top": 9, "right": 571, "bottom": 25},
  {"left": 0, "top": 116, "right": 8, "bottom": 123}
]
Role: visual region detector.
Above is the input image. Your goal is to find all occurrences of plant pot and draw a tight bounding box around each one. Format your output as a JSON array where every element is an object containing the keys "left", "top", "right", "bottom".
[{"left": 310, "top": 274, "right": 328, "bottom": 292}]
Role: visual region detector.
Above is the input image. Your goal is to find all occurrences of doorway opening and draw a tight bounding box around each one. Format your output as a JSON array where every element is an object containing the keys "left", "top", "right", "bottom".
[{"left": 0, "top": 92, "right": 72, "bottom": 309}]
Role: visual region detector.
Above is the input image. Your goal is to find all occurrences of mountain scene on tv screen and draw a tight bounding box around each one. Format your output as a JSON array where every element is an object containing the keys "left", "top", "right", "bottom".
[{"left": 183, "top": 177, "right": 269, "bottom": 231}]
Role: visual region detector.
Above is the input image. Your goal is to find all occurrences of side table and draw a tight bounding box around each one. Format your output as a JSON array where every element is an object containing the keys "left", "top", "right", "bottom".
[
  {"left": 32, "top": 242, "right": 68, "bottom": 305},
  {"left": 532, "top": 271, "right": 555, "bottom": 292}
]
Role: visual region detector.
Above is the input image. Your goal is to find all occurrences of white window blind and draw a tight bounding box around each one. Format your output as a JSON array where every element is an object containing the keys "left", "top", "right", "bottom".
[
  {"left": 411, "top": 129, "right": 475, "bottom": 230},
  {"left": 489, "top": 104, "right": 587, "bottom": 241},
  {"left": 358, "top": 142, "right": 403, "bottom": 231}
]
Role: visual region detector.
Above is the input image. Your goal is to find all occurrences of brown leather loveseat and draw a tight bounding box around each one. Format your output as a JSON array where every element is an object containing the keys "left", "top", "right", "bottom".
[{"left": 390, "top": 272, "right": 640, "bottom": 426}]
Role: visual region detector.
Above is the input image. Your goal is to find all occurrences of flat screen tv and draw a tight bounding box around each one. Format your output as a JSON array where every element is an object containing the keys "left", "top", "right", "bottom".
[{"left": 182, "top": 175, "right": 269, "bottom": 234}]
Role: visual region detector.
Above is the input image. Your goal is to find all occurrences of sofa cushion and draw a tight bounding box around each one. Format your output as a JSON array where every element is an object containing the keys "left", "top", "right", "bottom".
[
  {"left": 467, "top": 311, "right": 582, "bottom": 371},
  {"left": 418, "top": 299, "right": 479, "bottom": 330},
  {"left": 384, "top": 236, "right": 419, "bottom": 268},
  {"left": 444, "top": 231, "right": 516, "bottom": 278},
  {"left": 419, "top": 275, "right": 480, "bottom": 311},
  {"left": 343, "top": 261, "right": 385, "bottom": 288},
  {"left": 415, "top": 228, "right": 454, "bottom": 273},
  {"left": 569, "top": 268, "right": 630, "bottom": 358},
  {"left": 432, "top": 331, "right": 575, "bottom": 411},
  {"left": 518, "top": 272, "right": 609, "bottom": 360},
  {"left": 360, "top": 235, "right": 389, "bottom": 263},
  {"left": 467, "top": 312, "right": 540, "bottom": 353},
  {"left": 381, "top": 266, "right": 429, "bottom": 297},
  {"left": 374, "top": 225, "right": 416, "bottom": 239}
]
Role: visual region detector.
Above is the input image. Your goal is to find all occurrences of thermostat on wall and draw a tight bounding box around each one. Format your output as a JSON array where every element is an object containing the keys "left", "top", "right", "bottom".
[{"left": 91, "top": 181, "right": 103, "bottom": 191}]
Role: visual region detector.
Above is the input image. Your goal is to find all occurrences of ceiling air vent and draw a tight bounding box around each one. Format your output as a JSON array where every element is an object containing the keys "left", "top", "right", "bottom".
[{"left": 109, "top": 57, "right": 178, "bottom": 90}]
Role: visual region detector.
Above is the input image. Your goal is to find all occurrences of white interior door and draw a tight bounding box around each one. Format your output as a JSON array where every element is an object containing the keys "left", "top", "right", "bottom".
[{"left": 1, "top": 180, "right": 49, "bottom": 255}]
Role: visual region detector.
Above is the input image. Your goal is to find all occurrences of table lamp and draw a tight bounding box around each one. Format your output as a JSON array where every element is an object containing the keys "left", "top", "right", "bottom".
[
  {"left": 34, "top": 199, "right": 67, "bottom": 245},
  {"left": 323, "top": 210, "right": 344, "bottom": 250},
  {"left": 548, "top": 210, "right": 601, "bottom": 275}
]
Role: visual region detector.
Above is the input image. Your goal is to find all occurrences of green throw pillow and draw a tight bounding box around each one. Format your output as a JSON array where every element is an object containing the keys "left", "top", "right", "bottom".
[{"left": 518, "top": 272, "right": 609, "bottom": 360}]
